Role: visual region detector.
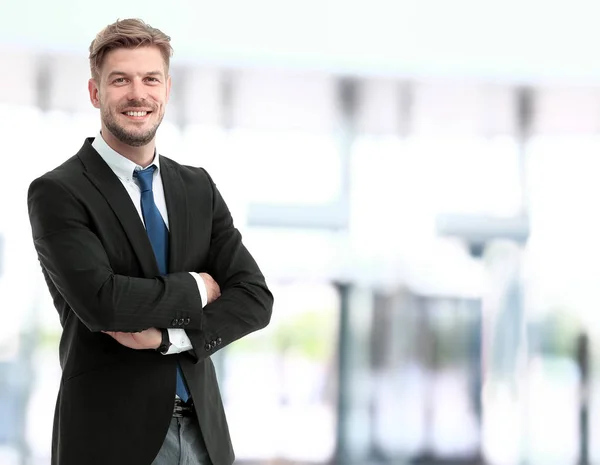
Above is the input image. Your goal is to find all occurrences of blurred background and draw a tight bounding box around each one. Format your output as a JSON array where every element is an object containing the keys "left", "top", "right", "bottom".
[{"left": 2, "top": 0, "right": 600, "bottom": 464}]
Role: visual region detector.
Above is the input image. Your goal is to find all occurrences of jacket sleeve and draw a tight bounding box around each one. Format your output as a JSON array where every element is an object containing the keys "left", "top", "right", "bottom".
[
  {"left": 184, "top": 169, "right": 273, "bottom": 362},
  {"left": 27, "top": 174, "right": 204, "bottom": 333}
]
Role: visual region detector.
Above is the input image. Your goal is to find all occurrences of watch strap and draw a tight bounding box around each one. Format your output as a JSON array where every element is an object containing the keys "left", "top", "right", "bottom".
[{"left": 157, "top": 328, "right": 171, "bottom": 354}]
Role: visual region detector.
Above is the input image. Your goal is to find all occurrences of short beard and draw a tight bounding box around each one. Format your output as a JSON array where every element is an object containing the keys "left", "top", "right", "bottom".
[{"left": 101, "top": 105, "right": 163, "bottom": 147}]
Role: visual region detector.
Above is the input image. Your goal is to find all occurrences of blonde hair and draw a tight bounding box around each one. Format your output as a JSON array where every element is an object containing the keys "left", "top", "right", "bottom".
[{"left": 89, "top": 18, "right": 173, "bottom": 80}]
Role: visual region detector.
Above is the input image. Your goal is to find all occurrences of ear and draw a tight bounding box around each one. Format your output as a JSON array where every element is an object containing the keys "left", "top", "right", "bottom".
[
  {"left": 88, "top": 78, "right": 101, "bottom": 109},
  {"left": 165, "top": 74, "right": 172, "bottom": 104}
]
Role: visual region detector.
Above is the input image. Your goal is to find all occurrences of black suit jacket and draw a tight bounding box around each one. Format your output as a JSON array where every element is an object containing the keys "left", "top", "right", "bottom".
[{"left": 27, "top": 138, "right": 273, "bottom": 465}]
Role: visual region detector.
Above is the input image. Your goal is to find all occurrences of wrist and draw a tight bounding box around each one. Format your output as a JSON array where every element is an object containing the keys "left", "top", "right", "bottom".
[{"left": 156, "top": 328, "right": 171, "bottom": 354}]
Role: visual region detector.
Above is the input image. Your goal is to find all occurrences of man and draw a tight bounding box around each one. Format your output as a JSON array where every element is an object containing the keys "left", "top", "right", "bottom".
[{"left": 27, "top": 18, "right": 273, "bottom": 465}]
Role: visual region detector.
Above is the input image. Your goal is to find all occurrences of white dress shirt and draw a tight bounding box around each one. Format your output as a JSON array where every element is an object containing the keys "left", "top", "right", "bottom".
[{"left": 92, "top": 133, "right": 205, "bottom": 354}]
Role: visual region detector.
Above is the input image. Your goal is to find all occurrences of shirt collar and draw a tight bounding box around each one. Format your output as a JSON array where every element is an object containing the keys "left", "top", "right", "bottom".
[{"left": 91, "top": 131, "right": 160, "bottom": 181}]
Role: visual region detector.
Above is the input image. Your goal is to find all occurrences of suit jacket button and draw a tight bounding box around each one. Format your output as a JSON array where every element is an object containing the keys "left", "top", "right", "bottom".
[
  {"left": 211, "top": 340, "right": 217, "bottom": 348},
  {"left": 178, "top": 318, "right": 185, "bottom": 326},
  {"left": 171, "top": 318, "right": 178, "bottom": 326},
  {"left": 204, "top": 343, "right": 212, "bottom": 352},
  {"left": 216, "top": 337, "right": 222, "bottom": 345},
  {"left": 184, "top": 318, "right": 190, "bottom": 325}
]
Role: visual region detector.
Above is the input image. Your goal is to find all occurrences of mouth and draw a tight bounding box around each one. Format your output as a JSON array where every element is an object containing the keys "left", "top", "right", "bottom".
[{"left": 121, "top": 110, "right": 153, "bottom": 120}]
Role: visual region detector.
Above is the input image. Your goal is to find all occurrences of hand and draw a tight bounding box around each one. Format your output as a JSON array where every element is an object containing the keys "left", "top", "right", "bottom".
[
  {"left": 102, "top": 328, "right": 162, "bottom": 350},
  {"left": 199, "top": 272, "right": 221, "bottom": 304}
]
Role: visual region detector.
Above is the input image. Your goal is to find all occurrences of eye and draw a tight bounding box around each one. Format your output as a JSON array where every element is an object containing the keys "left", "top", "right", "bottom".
[
  {"left": 145, "top": 77, "right": 160, "bottom": 83},
  {"left": 113, "top": 77, "right": 127, "bottom": 84}
]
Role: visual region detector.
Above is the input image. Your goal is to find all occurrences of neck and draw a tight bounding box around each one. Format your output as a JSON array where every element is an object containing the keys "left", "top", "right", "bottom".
[{"left": 100, "top": 126, "right": 156, "bottom": 168}]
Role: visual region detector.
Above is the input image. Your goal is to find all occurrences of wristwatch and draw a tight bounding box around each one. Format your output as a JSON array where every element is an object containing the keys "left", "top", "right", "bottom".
[{"left": 157, "top": 328, "right": 172, "bottom": 354}]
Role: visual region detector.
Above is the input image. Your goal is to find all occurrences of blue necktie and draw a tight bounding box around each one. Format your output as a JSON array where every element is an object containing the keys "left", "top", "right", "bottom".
[{"left": 134, "top": 166, "right": 190, "bottom": 402}]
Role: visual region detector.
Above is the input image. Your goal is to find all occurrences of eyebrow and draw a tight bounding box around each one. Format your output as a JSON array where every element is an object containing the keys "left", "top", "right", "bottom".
[{"left": 107, "top": 70, "right": 165, "bottom": 79}]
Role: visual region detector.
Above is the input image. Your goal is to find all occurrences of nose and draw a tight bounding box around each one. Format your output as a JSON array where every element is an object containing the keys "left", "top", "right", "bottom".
[{"left": 127, "top": 78, "right": 146, "bottom": 101}]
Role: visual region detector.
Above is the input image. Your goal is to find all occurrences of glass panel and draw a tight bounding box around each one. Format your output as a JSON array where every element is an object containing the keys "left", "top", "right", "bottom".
[
  {"left": 218, "top": 281, "right": 339, "bottom": 462},
  {"left": 229, "top": 129, "right": 341, "bottom": 205},
  {"left": 524, "top": 134, "right": 600, "bottom": 464}
]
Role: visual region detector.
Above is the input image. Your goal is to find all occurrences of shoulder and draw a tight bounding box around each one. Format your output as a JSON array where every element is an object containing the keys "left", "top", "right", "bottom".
[
  {"left": 159, "top": 155, "right": 215, "bottom": 185},
  {"left": 29, "top": 154, "right": 82, "bottom": 192},
  {"left": 27, "top": 140, "right": 98, "bottom": 215}
]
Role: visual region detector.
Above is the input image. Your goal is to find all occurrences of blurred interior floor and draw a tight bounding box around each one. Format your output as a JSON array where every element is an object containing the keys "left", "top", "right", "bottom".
[{"left": 236, "top": 455, "right": 486, "bottom": 465}]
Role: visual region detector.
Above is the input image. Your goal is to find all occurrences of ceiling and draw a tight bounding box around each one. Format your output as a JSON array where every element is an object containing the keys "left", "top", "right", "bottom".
[{"left": 1, "top": 0, "right": 600, "bottom": 83}]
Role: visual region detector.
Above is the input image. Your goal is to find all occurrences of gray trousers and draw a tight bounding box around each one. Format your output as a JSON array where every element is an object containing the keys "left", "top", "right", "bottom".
[{"left": 151, "top": 416, "right": 212, "bottom": 465}]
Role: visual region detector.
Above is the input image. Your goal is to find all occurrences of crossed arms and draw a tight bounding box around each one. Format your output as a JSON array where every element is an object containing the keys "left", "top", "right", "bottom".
[
  {"left": 103, "top": 271, "right": 221, "bottom": 351},
  {"left": 27, "top": 168, "right": 273, "bottom": 360}
]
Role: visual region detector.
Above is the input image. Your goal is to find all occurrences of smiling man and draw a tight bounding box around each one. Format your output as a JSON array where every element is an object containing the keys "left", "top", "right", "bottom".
[{"left": 27, "top": 18, "right": 273, "bottom": 465}]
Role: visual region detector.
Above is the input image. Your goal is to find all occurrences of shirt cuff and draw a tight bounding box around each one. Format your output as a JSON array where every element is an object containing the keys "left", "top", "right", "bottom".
[
  {"left": 189, "top": 272, "right": 208, "bottom": 308},
  {"left": 163, "top": 328, "right": 193, "bottom": 354}
]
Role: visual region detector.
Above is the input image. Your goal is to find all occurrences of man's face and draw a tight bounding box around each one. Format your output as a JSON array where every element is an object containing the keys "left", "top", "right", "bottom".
[{"left": 88, "top": 46, "right": 171, "bottom": 147}]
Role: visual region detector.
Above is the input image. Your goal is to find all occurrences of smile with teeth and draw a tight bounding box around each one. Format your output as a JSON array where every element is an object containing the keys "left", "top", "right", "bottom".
[{"left": 123, "top": 111, "right": 151, "bottom": 117}]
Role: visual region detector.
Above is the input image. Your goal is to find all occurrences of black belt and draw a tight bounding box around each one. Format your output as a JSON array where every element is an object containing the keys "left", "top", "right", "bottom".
[{"left": 173, "top": 397, "right": 195, "bottom": 418}]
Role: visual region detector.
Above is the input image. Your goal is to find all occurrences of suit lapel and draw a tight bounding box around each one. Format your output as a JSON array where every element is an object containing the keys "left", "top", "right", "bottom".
[
  {"left": 160, "top": 156, "right": 188, "bottom": 273},
  {"left": 77, "top": 139, "right": 160, "bottom": 277}
]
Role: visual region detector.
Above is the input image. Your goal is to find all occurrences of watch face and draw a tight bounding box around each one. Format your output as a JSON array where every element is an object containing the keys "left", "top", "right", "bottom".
[{"left": 159, "top": 342, "right": 170, "bottom": 354}]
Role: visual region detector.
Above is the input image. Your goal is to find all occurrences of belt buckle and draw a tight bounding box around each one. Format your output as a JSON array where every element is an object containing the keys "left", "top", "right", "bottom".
[
  {"left": 173, "top": 398, "right": 193, "bottom": 418},
  {"left": 173, "top": 398, "right": 184, "bottom": 417}
]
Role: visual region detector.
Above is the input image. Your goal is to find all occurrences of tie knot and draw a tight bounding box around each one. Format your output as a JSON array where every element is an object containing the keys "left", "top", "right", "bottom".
[{"left": 134, "top": 165, "right": 156, "bottom": 193}]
